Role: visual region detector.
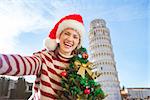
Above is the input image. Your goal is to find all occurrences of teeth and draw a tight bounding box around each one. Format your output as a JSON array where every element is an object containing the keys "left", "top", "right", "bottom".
[
  {"left": 65, "top": 44, "right": 71, "bottom": 47},
  {"left": 64, "top": 42, "right": 73, "bottom": 47}
]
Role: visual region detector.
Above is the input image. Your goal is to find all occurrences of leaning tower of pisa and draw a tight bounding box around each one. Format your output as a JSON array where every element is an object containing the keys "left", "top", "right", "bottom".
[{"left": 89, "top": 19, "right": 121, "bottom": 100}]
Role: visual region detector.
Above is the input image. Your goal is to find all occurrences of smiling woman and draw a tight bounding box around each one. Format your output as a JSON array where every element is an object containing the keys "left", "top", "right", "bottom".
[
  {"left": 58, "top": 28, "right": 80, "bottom": 56},
  {"left": 0, "top": 14, "right": 85, "bottom": 100}
]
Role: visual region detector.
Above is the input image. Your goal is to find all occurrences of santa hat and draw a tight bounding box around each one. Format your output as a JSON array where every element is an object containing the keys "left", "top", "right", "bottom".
[{"left": 44, "top": 14, "right": 85, "bottom": 51}]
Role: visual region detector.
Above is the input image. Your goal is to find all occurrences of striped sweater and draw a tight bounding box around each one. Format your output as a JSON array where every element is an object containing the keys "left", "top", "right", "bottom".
[{"left": 0, "top": 49, "right": 72, "bottom": 100}]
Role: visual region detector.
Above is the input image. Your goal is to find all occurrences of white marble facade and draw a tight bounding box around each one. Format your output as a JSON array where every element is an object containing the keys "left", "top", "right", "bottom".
[{"left": 89, "top": 19, "right": 121, "bottom": 100}]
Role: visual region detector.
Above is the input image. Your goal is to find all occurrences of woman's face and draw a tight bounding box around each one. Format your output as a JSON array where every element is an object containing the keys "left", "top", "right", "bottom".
[{"left": 59, "top": 28, "right": 80, "bottom": 56}]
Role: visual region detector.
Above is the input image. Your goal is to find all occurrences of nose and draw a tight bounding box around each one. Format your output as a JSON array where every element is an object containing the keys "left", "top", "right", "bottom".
[{"left": 67, "top": 35, "right": 74, "bottom": 41}]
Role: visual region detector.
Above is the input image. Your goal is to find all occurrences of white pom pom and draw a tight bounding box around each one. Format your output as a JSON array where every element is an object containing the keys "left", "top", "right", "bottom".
[{"left": 44, "top": 38, "right": 57, "bottom": 51}]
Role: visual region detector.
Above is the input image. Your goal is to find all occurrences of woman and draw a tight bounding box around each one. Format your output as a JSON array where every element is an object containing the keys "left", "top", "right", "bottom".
[{"left": 0, "top": 14, "right": 85, "bottom": 100}]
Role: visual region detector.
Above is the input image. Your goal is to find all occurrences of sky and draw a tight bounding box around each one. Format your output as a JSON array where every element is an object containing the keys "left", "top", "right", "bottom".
[{"left": 0, "top": 0, "right": 149, "bottom": 88}]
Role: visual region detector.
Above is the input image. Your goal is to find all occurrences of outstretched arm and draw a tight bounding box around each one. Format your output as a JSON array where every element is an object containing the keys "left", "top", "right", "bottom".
[{"left": 0, "top": 53, "right": 42, "bottom": 76}]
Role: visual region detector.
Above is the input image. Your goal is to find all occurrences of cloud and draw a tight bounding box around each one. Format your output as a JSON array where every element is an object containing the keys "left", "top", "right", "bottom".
[
  {"left": 0, "top": 0, "right": 82, "bottom": 54},
  {"left": 0, "top": 1, "right": 51, "bottom": 53}
]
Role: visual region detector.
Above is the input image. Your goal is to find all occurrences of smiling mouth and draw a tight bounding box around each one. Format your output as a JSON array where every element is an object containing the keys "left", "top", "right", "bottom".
[{"left": 64, "top": 42, "right": 73, "bottom": 48}]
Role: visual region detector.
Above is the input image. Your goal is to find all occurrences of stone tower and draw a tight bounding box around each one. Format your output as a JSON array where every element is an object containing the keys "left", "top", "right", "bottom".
[{"left": 89, "top": 19, "right": 121, "bottom": 100}]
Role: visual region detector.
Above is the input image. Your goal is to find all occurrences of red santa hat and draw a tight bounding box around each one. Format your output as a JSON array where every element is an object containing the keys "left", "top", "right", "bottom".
[{"left": 44, "top": 14, "right": 85, "bottom": 51}]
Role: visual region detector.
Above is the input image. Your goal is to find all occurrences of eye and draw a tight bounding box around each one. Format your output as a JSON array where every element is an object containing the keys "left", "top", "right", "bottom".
[
  {"left": 73, "top": 35, "right": 79, "bottom": 39},
  {"left": 64, "top": 32, "right": 70, "bottom": 36}
]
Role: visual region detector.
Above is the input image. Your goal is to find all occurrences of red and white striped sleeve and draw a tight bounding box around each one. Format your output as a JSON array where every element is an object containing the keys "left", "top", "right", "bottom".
[{"left": 0, "top": 53, "right": 42, "bottom": 76}]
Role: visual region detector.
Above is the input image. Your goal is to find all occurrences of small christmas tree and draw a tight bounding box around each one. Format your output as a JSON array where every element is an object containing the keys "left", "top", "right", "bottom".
[{"left": 57, "top": 47, "right": 106, "bottom": 100}]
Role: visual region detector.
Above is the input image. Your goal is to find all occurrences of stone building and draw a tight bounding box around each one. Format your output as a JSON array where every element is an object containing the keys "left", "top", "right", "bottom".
[
  {"left": 89, "top": 19, "right": 121, "bottom": 100},
  {"left": 0, "top": 77, "right": 32, "bottom": 100},
  {"left": 121, "top": 87, "right": 150, "bottom": 100}
]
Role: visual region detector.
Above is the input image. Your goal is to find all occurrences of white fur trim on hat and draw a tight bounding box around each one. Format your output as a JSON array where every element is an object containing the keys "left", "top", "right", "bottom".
[
  {"left": 56, "top": 19, "right": 85, "bottom": 39},
  {"left": 44, "top": 37, "right": 57, "bottom": 51}
]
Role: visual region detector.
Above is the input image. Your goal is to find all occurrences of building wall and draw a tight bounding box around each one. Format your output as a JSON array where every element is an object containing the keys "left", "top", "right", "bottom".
[
  {"left": 89, "top": 19, "right": 121, "bottom": 100},
  {"left": 0, "top": 77, "right": 33, "bottom": 100},
  {"left": 127, "top": 88, "right": 150, "bottom": 99}
]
